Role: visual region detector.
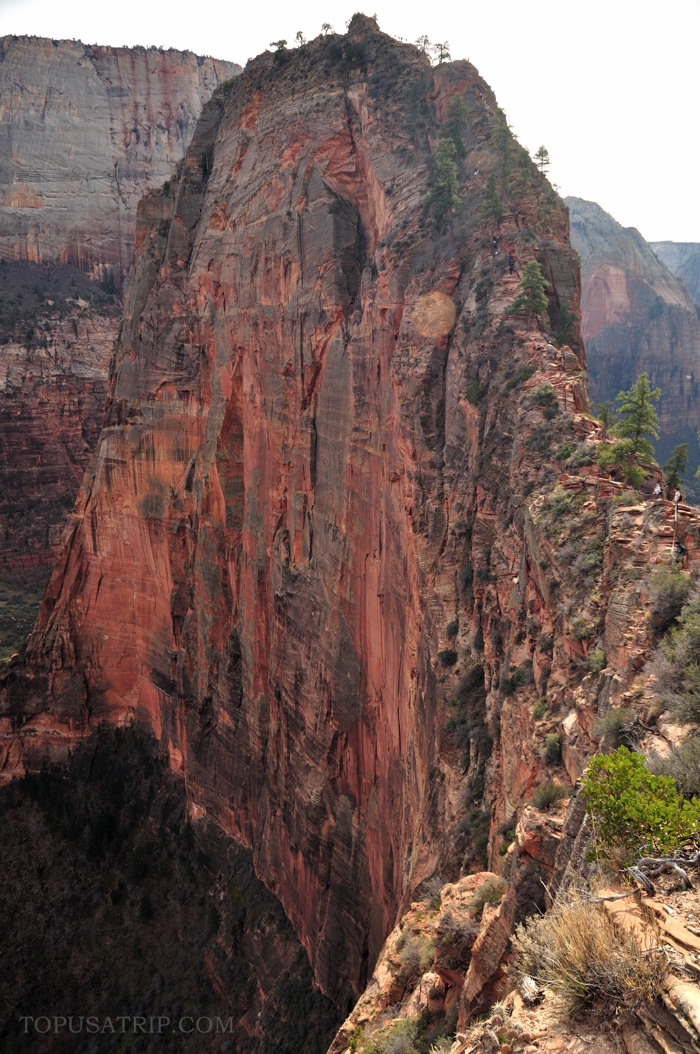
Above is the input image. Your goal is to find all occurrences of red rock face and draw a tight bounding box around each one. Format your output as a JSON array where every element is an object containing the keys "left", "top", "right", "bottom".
[
  {"left": 0, "top": 36, "right": 239, "bottom": 281},
  {"left": 2, "top": 18, "right": 657, "bottom": 1009}
]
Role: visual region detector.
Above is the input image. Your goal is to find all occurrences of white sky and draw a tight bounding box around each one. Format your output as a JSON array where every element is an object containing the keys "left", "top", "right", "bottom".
[{"left": 0, "top": 0, "right": 697, "bottom": 243}]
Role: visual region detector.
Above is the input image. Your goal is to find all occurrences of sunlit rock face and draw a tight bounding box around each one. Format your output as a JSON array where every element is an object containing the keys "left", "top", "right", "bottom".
[{"left": 0, "top": 35, "right": 240, "bottom": 281}]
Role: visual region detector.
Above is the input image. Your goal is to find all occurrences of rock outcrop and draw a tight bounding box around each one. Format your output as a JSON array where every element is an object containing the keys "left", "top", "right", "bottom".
[
  {"left": 1, "top": 16, "right": 691, "bottom": 1020},
  {"left": 651, "top": 240, "right": 700, "bottom": 307},
  {"left": 567, "top": 197, "right": 700, "bottom": 496},
  {"left": 0, "top": 36, "right": 240, "bottom": 281}
]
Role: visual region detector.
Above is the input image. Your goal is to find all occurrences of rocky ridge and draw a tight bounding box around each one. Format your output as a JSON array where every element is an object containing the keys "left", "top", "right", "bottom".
[
  {"left": 567, "top": 197, "right": 700, "bottom": 497},
  {"left": 0, "top": 15, "right": 696, "bottom": 1033}
]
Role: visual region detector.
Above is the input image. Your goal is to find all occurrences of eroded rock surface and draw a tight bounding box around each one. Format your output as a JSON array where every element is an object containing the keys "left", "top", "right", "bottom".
[
  {"left": 0, "top": 36, "right": 239, "bottom": 280},
  {"left": 1, "top": 17, "right": 693, "bottom": 1014}
]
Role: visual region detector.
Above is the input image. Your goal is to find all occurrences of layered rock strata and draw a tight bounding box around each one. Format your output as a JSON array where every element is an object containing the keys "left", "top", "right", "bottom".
[
  {"left": 567, "top": 197, "right": 700, "bottom": 495},
  {"left": 1, "top": 16, "right": 687, "bottom": 1016},
  {"left": 0, "top": 36, "right": 240, "bottom": 281}
]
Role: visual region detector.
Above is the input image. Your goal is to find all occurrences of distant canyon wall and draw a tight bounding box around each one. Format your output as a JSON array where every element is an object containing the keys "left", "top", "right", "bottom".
[
  {"left": 567, "top": 196, "right": 700, "bottom": 493},
  {"left": 651, "top": 240, "right": 700, "bottom": 307},
  {"left": 0, "top": 36, "right": 240, "bottom": 281}
]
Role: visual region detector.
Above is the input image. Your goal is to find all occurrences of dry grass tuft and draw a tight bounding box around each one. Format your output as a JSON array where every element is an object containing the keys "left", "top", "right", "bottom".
[{"left": 511, "top": 896, "right": 666, "bottom": 1015}]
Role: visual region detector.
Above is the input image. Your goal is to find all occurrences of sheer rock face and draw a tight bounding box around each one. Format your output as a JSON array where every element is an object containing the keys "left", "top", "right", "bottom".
[
  {"left": 0, "top": 36, "right": 239, "bottom": 280},
  {"left": 1, "top": 17, "right": 657, "bottom": 1009},
  {"left": 651, "top": 240, "right": 700, "bottom": 308},
  {"left": 0, "top": 315, "right": 115, "bottom": 572},
  {"left": 567, "top": 196, "right": 700, "bottom": 490}
]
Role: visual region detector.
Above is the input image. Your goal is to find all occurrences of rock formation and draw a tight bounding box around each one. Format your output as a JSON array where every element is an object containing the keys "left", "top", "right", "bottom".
[
  {"left": 0, "top": 39, "right": 240, "bottom": 643},
  {"left": 2, "top": 16, "right": 695, "bottom": 1028},
  {"left": 566, "top": 197, "right": 700, "bottom": 496},
  {"left": 0, "top": 36, "right": 240, "bottom": 281},
  {"left": 651, "top": 240, "right": 700, "bottom": 307}
]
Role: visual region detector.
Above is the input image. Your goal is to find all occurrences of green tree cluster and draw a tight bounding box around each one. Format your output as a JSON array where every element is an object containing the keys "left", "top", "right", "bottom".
[
  {"left": 430, "top": 137, "right": 460, "bottom": 226},
  {"left": 595, "top": 373, "right": 660, "bottom": 488},
  {"left": 482, "top": 173, "right": 506, "bottom": 222},
  {"left": 444, "top": 94, "right": 468, "bottom": 158},
  {"left": 505, "top": 260, "right": 549, "bottom": 322},
  {"left": 581, "top": 746, "right": 700, "bottom": 863}
]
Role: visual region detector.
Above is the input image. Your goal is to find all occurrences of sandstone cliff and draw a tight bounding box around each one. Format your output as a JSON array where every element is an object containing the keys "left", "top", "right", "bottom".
[
  {"left": 566, "top": 196, "right": 700, "bottom": 497},
  {"left": 1, "top": 17, "right": 683, "bottom": 1020},
  {"left": 0, "top": 36, "right": 240, "bottom": 281},
  {"left": 651, "top": 240, "right": 700, "bottom": 307}
]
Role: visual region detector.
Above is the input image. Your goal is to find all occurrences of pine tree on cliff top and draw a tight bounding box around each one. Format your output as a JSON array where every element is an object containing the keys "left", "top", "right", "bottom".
[
  {"left": 596, "top": 372, "right": 661, "bottom": 488},
  {"left": 505, "top": 260, "right": 549, "bottom": 321},
  {"left": 664, "top": 443, "right": 688, "bottom": 492},
  {"left": 430, "top": 137, "right": 460, "bottom": 227}
]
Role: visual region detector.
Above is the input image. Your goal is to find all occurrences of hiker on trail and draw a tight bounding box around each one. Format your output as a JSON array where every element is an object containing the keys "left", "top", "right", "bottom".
[
  {"left": 491, "top": 235, "right": 498, "bottom": 256},
  {"left": 508, "top": 253, "right": 515, "bottom": 275},
  {"left": 674, "top": 489, "right": 682, "bottom": 505},
  {"left": 653, "top": 482, "right": 662, "bottom": 499},
  {"left": 674, "top": 540, "right": 687, "bottom": 565}
]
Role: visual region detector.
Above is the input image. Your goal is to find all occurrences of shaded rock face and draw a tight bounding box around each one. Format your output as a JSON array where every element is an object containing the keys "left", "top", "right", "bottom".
[
  {"left": 0, "top": 263, "right": 117, "bottom": 579},
  {"left": 0, "top": 36, "right": 240, "bottom": 281},
  {"left": 566, "top": 197, "right": 700, "bottom": 495},
  {"left": 2, "top": 16, "right": 670, "bottom": 1014},
  {"left": 651, "top": 241, "right": 700, "bottom": 308}
]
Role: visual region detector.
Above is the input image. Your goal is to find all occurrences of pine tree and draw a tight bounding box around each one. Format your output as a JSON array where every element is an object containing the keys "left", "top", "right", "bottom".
[
  {"left": 596, "top": 373, "right": 661, "bottom": 487},
  {"left": 664, "top": 443, "right": 688, "bottom": 492},
  {"left": 597, "top": 401, "right": 616, "bottom": 437},
  {"left": 534, "top": 145, "right": 550, "bottom": 174},
  {"left": 444, "top": 95, "right": 468, "bottom": 158},
  {"left": 481, "top": 174, "right": 506, "bottom": 222},
  {"left": 430, "top": 137, "right": 460, "bottom": 227},
  {"left": 505, "top": 260, "right": 549, "bottom": 322},
  {"left": 433, "top": 41, "right": 451, "bottom": 63},
  {"left": 492, "top": 114, "right": 513, "bottom": 180}
]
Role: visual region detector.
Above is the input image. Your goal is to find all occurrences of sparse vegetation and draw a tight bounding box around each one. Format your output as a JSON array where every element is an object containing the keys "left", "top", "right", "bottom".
[
  {"left": 531, "top": 781, "right": 569, "bottom": 811},
  {"left": 649, "top": 569, "right": 693, "bottom": 637},
  {"left": 430, "top": 138, "right": 460, "bottom": 227},
  {"left": 544, "top": 733, "right": 562, "bottom": 764},
  {"left": 587, "top": 649, "right": 606, "bottom": 675},
  {"left": 512, "top": 895, "right": 666, "bottom": 1013},
  {"left": 438, "top": 648, "right": 458, "bottom": 667},
  {"left": 506, "top": 261, "right": 549, "bottom": 323}
]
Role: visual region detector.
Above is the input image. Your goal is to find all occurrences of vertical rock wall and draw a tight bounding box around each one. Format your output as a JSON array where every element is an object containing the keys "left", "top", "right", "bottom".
[
  {"left": 0, "top": 36, "right": 240, "bottom": 280},
  {"left": 0, "top": 18, "right": 661, "bottom": 1011}
]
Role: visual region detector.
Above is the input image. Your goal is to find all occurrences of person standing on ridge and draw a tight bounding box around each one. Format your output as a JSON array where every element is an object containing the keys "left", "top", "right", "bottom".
[
  {"left": 653, "top": 482, "right": 662, "bottom": 500},
  {"left": 508, "top": 252, "right": 515, "bottom": 275},
  {"left": 491, "top": 235, "right": 498, "bottom": 256}
]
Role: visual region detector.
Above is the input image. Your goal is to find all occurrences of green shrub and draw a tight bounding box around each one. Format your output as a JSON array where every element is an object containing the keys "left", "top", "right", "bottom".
[
  {"left": 660, "top": 598, "right": 700, "bottom": 723},
  {"left": 544, "top": 732, "right": 562, "bottom": 763},
  {"left": 571, "top": 617, "right": 594, "bottom": 641},
  {"left": 581, "top": 745, "right": 700, "bottom": 862},
  {"left": 445, "top": 620, "right": 459, "bottom": 640},
  {"left": 504, "top": 364, "right": 537, "bottom": 391},
  {"left": 438, "top": 648, "right": 458, "bottom": 667},
  {"left": 649, "top": 569, "right": 693, "bottom": 637},
  {"left": 588, "top": 649, "right": 606, "bottom": 675},
  {"left": 542, "top": 486, "right": 576, "bottom": 518},
  {"left": 465, "top": 379, "right": 481, "bottom": 405},
  {"left": 532, "top": 697, "right": 548, "bottom": 720},
  {"left": 470, "top": 877, "right": 506, "bottom": 912},
  {"left": 594, "top": 709, "right": 641, "bottom": 749},
  {"left": 531, "top": 781, "right": 569, "bottom": 810}
]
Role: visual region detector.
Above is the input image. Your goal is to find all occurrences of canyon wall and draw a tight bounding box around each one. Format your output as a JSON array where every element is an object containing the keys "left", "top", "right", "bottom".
[
  {"left": 651, "top": 240, "right": 700, "bottom": 307},
  {"left": 0, "top": 36, "right": 240, "bottom": 281},
  {"left": 0, "top": 39, "right": 240, "bottom": 635},
  {"left": 567, "top": 196, "right": 700, "bottom": 496},
  {"left": 1, "top": 17, "right": 681, "bottom": 1017}
]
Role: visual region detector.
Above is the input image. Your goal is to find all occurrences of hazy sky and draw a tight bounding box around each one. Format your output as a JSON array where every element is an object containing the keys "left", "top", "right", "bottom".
[{"left": 0, "top": 0, "right": 697, "bottom": 242}]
